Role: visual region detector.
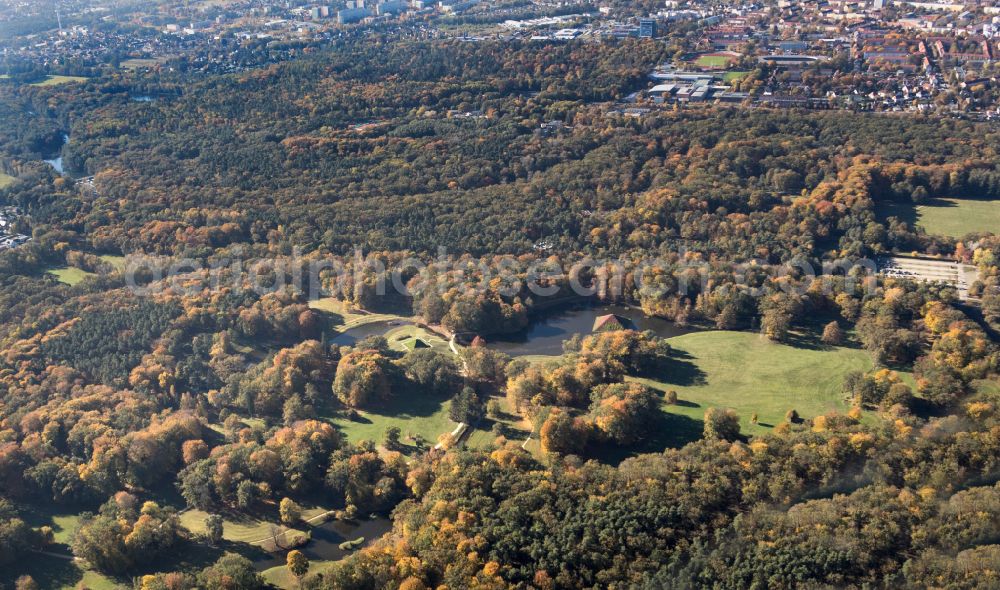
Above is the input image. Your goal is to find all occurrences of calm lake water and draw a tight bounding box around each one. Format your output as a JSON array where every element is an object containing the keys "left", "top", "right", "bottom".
[
  {"left": 43, "top": 133, "right": 69, "bottom": 174},
  {"left": 253, "top": 516, "right": 393, "bottom": 570},
  {"left": 328, "top": 305, "right": 696, "bottom": 356},
  {"left": 484, "top": 304, "right": 698, "bottom": 357}
]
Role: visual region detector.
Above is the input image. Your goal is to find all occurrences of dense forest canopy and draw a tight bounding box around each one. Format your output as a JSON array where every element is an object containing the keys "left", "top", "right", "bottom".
[{"left": 0, "top": 34, "right": 998, "bottom": 590}]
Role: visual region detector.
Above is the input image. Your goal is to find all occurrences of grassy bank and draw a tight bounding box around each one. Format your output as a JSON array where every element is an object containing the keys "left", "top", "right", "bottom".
[{"left": 178, "top": 509, "right": 309, "bottom": 551}]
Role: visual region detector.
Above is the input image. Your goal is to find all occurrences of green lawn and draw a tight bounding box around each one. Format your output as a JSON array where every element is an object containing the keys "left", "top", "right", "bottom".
[
  {"left": 21, "top": 507, "right": 83, "bottom": 544},
  {"left": 308, "top": 302, "right": 460, "bottom": 449},
  {"left": 10, "top": 508, "right": 124, "bottom": 589},
  {"left": 877, "top": 197, "right": 1000, "bottom": 238},
  {"left": 309, "top": 297, "right": 415, "bottom": 330},
  {"left": 309, "top": 296, "right": 354, "bottom": 316},
  {"left": 30, "top": 75, "right": 88, "bottom": 86},
  {"left": 46, "top": 255, "right": 127, "bottom": 285},
  {"left": 2, "top": 553, "right": 124, "bottom": 590},
  {"left": 0, "top": 172, "right": 15, "bottom": 188},
  {"left": 120, "top": 57, "right": 170, "bottom": 70},
  {"left": 328, "top": 393, "right": 456, "bottom": 450},
  {"left": 631, "top": 330, "right": 876, "bottom": 441},
  {"left": 723, "top": 70, "right": 750, "bottom": 82},
  {"left": 46, "top": 266, "right": 96, "bottom": 285},
  {"left": 464, "top": 395, "right": 533, "bottom": 451},
  {"left": 471, "top": 330, "right": 878, "bottom": 458},
  {"left": 384, "top": 324, "right": 451, "bottom": 355},
  {"left": 973, "top": 378, "right": 1000, "bottom": 398},
  {"left": 262, "top": 559, "right": 339, "bottom": 588},
  {"left": 76, "top": 570, "right": 124, "bottom": 590},
  {"left": 179, "top": 509, "right": 309, "bottom": 551},
  {"left": 518, "top": 354, "right": 562, "bottom": 365},
  {"left": 47, "top": 513, "right": 84, "bottom": 544},
  {"left": 695, "top": 55, "right": 735, "bottom": 68},
  {"left": 99, "top": 254, "right": 127, "bottom": 271}
]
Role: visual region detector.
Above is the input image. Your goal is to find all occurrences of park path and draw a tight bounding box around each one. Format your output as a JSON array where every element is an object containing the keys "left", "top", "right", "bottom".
[
  {"left": 429, "top": 333, "right": 469, "bottom": 450},
  {"left": 449, "top": 334, "right": 470, "bottom": 374},
  {"left": 446, "top": 333, "right": 532, "bottom": 452},
  {"left": 238, "top": 507, "right": 344, "bottom": 546}
]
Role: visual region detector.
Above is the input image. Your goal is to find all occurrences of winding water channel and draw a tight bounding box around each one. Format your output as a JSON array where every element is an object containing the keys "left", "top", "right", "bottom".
[{"left": 252, "top": 516, "right": 393, "bottom": 570}]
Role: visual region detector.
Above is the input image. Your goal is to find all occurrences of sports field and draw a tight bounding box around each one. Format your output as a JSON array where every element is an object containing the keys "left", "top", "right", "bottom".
[{"left": 695, "top": 54, "right": 736, "bottom": 68}]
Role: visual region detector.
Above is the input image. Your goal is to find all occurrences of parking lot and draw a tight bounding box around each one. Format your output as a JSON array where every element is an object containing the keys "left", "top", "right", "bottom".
[{"left": 880, "top": 256, "right": 980, "bottom": 300}]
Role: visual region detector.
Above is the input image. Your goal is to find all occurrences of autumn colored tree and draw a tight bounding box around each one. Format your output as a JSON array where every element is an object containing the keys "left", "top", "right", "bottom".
[
  {"left": 703, "top": 408, "right": 740, "bottom": 441},
  {"left": 588, "top": 382, "right": 660, "bottom": 445},
  {"left": 181, "top": 439, "right": 209, "bottom": 465},
  {"left": 821, "top": 321, "right": 844, "bottom": 346},
  {"left": 287, "top": 549, "right": 309, "bottom": 582},
  {"left": 333, "top": 350, "right": 394, "bottom": 408},
  {"left": 198, "top": 554, "right": 264, "bottom": 589},
  {"left": 280, "top": 497, "right": 302, "bottom": 526},
  {"left": 539, "top": 409, "right": 587, "bottom": 455}
]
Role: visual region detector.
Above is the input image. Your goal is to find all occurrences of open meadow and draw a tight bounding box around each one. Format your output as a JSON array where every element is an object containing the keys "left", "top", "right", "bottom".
[
  {"left": 631, "top": 330, "right": 875, "bottom": 441},
  {"left": 29, "top": 75, "right": 89, "bottom": 87},
  {"left": 877, "top": 197, "right": 1000, "bottom": 238}
]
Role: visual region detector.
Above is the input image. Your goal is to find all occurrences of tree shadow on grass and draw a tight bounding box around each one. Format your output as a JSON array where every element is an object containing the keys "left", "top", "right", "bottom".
[
  {"left": 365, "top": 390, "right": 450, "bottom": 420},
  {"left": 487, "top": 406, "right": 520, "bottom": 423},
  {"left": 385, "top": 440, "right": 430, "bottom": 455},
  {"left": 132, "top": 537, "right": 231, "bottom": 578},
  {"left": 908, "top": 396, "right": 953, "bottom": 421},
  {"left": 670, "top": 399, "right": 700, "bottom": 408},
  {"left": 876, "top": 201, "right": 920, "bottom": 228},
  {"left": 646, "top": 353, "right": 707, "bottom": 387},
  {"left": 590, "top": 410, "right": 704, "bottom": 466},
  {"left": 780, "top": 330, "right": 829, "bottom": 351},
  {"left": 479, "top": 417, "right": 529, "bottom": 441},
  {"left": 783, "top": 311, "right": 863, "bottom": 352},
  {"left": 4, "top": 553, "right": 84, "bottom": 590},
  {"left": 121, "top": 537, "right": 287, "bottom": 582},
  {"left": 343, "top": 412, "right": 373, "bottom": 424}
]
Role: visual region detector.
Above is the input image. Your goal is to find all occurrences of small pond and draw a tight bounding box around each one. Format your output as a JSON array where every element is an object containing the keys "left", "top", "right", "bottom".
[{"left": 43, "top": 133, "right": 69, "bottom": 174}]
